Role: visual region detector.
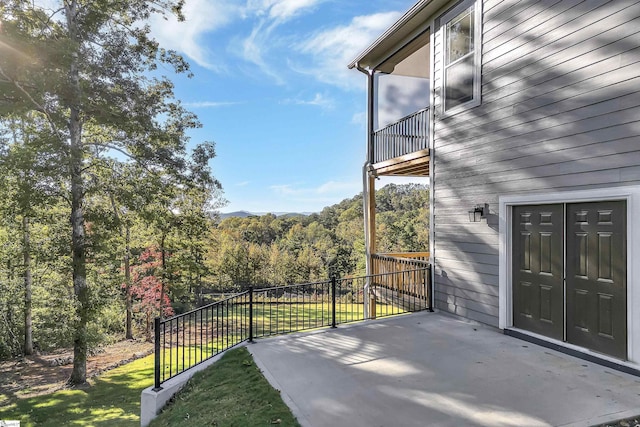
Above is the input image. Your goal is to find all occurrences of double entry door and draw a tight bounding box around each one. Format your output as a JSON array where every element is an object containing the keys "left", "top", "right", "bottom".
[{"left": 512, "top": 201, "right": 627, "bottom": 359}]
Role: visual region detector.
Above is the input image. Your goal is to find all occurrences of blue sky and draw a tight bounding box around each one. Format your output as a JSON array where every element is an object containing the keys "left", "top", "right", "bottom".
[{"left": 150, "top": 0, "right": 422, "bottom": 213}]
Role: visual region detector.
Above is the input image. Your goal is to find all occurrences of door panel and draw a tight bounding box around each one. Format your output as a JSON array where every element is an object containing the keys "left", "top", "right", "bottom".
[
  {"left": 512, "top": 204, "right": 564, "bottom": 340},
  {"left": 566, "top": 201, "right": 627, "bottom": 359}
]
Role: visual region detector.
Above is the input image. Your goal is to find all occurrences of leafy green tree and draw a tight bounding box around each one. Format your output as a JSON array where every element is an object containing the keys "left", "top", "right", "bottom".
[
  {"left": 139, "top": 163, "right": 220, "bottom": 313},
  {"left": 375, "top": 184, "right": 429, "bottom": 252},
  {"left": 0, "top": 218, "right": 22, "bottom": 358},
  {"left": 0, "top": 115, "right": 60, "bottom": 355},
  {"left": 266, "top": 244, "right": 297, "bottom": 286},
  {"left": 0, "top": 0, "right": 219, "bottom": 384}
]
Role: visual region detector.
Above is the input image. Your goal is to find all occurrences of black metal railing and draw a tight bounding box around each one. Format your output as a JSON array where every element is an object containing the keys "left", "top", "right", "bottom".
[
  {"left": 153, "top": 292, "right": 251, "bottom": 390},
  {"left": 253, "top": 279, "right": 333, "bottom": 338},
  {"left": 373, "top": 108, "right": 429, "bottom": 164},
  {"left": 154, "top": 266, "right": 432, "bottom": 389}
]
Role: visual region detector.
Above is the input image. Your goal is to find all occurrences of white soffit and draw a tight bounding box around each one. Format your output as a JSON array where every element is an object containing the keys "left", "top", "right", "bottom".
[{"left": 348, "top": 0, "right": 449, "bottom": 70}]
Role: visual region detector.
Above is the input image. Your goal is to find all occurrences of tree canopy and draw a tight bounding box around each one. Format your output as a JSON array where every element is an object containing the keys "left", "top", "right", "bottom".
[
  {"left": 0, "top": 0, "right": 220, "bottom": 384},
  {"left": 206, "top": 183, "right": 429, "bottom": 293}
]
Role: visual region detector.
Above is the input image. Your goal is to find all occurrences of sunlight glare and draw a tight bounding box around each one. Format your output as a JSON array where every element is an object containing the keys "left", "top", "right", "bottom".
[{"left": 380, "top": 387, "right": 550, "bottom": 427}]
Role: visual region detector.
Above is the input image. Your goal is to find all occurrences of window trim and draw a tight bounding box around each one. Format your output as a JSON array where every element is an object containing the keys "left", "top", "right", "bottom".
[{"left": 439, "top": 0, "right": 482, "bottom": 116}]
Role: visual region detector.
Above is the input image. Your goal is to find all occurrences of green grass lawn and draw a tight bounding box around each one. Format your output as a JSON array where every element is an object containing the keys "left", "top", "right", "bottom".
[
  {"left": 150, "top": 347, "right": 299, "bottom": 427},
  {"left": 157, "top": 339, "right": 245, "bottom": 383},
  {"left": 0, "top": 354, "right": 156, "bottom": 427},
  {"left": 242, "top": 301, "right": 406, "bottom": 337},
  {"left": 158, "top": 302, "right": 408, "bottom": 380},
  {"left": 0, "top": 347, "right": 298, "bottom": 427},
  {"left": 0, "top": 302, "right": 411, "bottom": 426}
]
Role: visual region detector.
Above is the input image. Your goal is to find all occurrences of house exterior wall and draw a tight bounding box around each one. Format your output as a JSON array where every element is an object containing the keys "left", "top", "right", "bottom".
[{"left": 431, "top": 0, "right": 640, "bottom": 327}]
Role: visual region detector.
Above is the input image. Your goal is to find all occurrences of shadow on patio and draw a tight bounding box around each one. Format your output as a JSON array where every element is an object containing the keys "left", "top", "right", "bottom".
[{"left": 248, "top": 312, "right": 640, "bottom": 427}]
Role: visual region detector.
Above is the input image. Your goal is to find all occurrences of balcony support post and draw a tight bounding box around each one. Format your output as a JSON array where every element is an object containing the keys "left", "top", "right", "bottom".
[
  {"left": 367, "top": 174, "right": 376, "bottom": 262},
  {"left": 366, "top": 69, "right": 375, "bottom": 164},
  {"left": 357, "top": 63, "right": 377, "bottom": 320},
  {"left": 362, "top": 165, "right": 376, "bottom": 320}
]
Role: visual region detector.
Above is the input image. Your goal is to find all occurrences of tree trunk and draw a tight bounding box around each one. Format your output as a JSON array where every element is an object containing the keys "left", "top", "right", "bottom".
[
  {"left": 108, "top": 194, "right": 134, "bottom": 340},
  {"left": 125, "top": 224, "right": 133, "bottom": 339},
  {"left": 23, "top": 216, "right": 33, "bottom": 355},
  {"left": 67, "top": 0, "right": 88, "bottom": 386},
  {"left": 69, "top": 121, "right": 88, "bottom": 385},
  {"left": 69, "top": 129, "right": 88, "bottom": 385}
]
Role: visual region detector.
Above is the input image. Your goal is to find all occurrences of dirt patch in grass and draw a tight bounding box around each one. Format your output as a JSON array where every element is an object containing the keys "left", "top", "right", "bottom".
[
  {"left": 0, "top": 339, "right": 153, "bottom": 402},
  {"left": 0, "top": 353, "right": 156, "bottom": 427}
]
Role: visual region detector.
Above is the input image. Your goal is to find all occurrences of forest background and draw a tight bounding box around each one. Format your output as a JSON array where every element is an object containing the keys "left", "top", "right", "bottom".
[{"left": 0, "top": 178, "right": 428, "bottom": 359}]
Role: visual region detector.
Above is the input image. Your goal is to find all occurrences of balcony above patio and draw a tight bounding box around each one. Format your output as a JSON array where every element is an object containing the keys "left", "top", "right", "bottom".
[
  {"left": 371, "top": 107, "right": 429, "bottom": 176},
  {"left": 357, "top": 25, "right": 431, "bottom": 177}
]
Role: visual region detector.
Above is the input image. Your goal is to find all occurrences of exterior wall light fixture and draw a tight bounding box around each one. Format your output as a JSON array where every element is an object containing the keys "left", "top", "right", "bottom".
[{"left": 469, "top": 203, "right": 489, "bottom": 222}]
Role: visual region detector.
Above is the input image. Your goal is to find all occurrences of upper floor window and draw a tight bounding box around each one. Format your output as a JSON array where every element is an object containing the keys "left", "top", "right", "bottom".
[{"left": 441, "top": 0, "right": 481, "bottom": 113}]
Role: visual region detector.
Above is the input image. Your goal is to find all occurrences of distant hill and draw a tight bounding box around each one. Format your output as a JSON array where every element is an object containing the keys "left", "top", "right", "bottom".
[
  {"left": 219, "top": 211, "right": 255, "bottom": 219},
  {"left": 219, "top": 211, "right": 314, "bottom": 219},
  {"left": 276, "top": 212, "right": 314, "bottom": 218}
]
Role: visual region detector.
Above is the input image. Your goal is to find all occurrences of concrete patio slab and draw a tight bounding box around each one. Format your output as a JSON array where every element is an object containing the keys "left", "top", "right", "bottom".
[{"left": 248, "top": 312, "right": 640, "bottom": 427}]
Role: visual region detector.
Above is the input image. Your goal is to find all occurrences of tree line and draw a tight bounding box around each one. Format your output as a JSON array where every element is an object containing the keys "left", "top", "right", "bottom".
[
  {"left": 0, "top": 179, "right": 428, "bottom": 358},
  {"left": 206, "top": 183, "right": 429, "bottom": 294}
]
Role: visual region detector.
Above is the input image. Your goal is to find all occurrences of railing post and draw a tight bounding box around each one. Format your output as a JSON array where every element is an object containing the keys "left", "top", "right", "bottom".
[
  {"left": 427, "top": 265, "right": 434, "bottom": 312},
  {"left": 369, "top": 292, "right": 376, "bottom": 319},
  {"left": 249, "top": 286, "right": 254, "bottom": 343},
  {"left": 331, "top": 276, "right": 337, "bottom": 328},
  {"left": 153, "top": 317, "right": 162, "bottom": 391}
]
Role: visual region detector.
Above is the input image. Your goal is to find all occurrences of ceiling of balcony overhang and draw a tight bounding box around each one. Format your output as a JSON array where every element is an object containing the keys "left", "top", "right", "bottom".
[{"left": 377, "top": 32, "right": 430, "bottom": 78}]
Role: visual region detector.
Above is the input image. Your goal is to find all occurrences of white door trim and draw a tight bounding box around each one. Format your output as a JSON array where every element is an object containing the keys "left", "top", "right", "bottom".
[{"left": 499, "top": 186, "right": 639, "bottom": 365}]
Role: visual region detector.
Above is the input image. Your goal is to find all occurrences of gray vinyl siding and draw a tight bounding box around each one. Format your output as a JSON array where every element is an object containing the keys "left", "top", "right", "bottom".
[{"left": 432, "top": 0, "right": 640, "bottom": 326}]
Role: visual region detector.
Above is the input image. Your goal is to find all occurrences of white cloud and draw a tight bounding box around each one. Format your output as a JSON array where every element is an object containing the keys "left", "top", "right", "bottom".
[
  {"left": 269, "top": 184, "right": 301, "bottom": 196},
  {"left": 268, "top": 0, "right": 325, "bottom": 21},
  {"left": 240, "top": 20, "right": 285, "bottom": 84},
  {"left": 31, "top": 0, "right": 235, "bottom": 71},
  {"left": 238, "top": 0, "right": 326, "bottom": 83},
  {"left": 268, "top": 179, "right": 426, "bottom": 210},
  {"left": 293, "top": 11, "right": 402, "bottom": 89},
  {"left": 244, "top": 0, "right": 326, "bottom": 22},
  {"left": 183, "top": 101, "right": 242, "bottom": 108},
  {"left": 316, "top": 180, "right": 360, "bottom": 194},
  {"left": 351, "top": 111, "right": 366, "bottom": 126},
  {"left": 282, "top": 93, "right": 334, "bottom": 109},
  {"left": 270, "top": 180, "right": 360, "bottom": 199},
  {"left": 150, "top": 0, "right": 239, "bottom": 71},
  {"left": 236, "top": 181, "right": 250, "bottom": 187}
]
